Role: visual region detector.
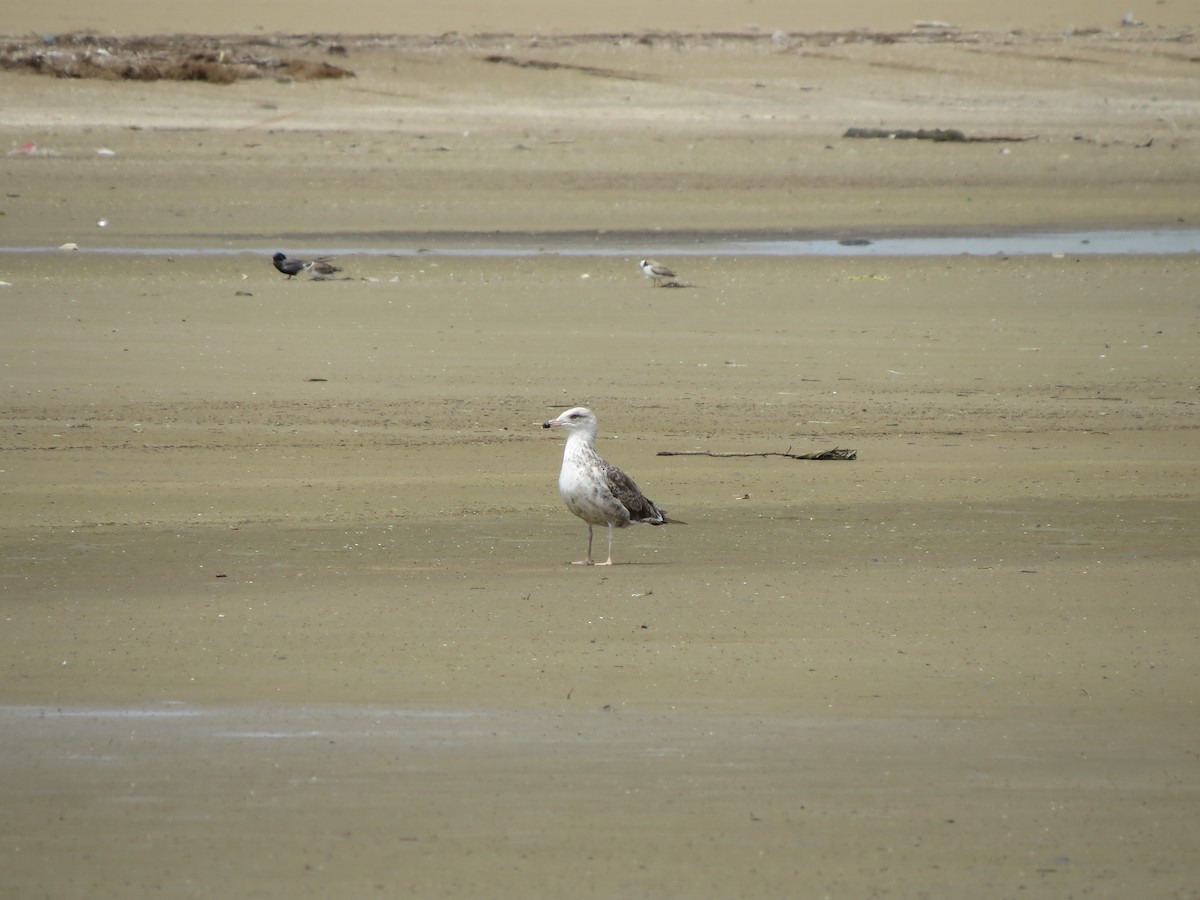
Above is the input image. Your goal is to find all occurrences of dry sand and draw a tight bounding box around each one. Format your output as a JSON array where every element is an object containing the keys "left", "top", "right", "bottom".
[{"left": 2, "top": 3, "right": 1199, "bottom": 898}]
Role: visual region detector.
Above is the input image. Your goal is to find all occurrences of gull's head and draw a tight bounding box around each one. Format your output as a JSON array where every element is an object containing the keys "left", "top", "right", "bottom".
[{"left": 543, "top": 406, "right": 597, "bottom": 435}]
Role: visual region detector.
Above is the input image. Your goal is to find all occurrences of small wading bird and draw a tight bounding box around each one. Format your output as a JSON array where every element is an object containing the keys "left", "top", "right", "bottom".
[
  {"left": 543, "top": 406, "right": 685, "bottom": 566},
  {"left": 639, "top": 258, "right": 677, "bottom": 287},
  {"left": 272, "top": 252, "right": 342, "bottom": 280}
]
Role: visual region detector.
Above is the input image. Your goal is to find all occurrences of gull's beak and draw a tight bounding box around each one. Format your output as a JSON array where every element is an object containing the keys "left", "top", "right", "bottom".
[{"left": 542, "top": 418, "right": 560, "bottom": 429}]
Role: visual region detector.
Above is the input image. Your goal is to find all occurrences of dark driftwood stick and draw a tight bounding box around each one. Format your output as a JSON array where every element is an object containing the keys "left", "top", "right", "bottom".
[
  {"left": 843, "top": 127, "right": 1035, "bottom": 143},
  {"left": 657, "top": 447, "right": 857, "bottom": 461}
]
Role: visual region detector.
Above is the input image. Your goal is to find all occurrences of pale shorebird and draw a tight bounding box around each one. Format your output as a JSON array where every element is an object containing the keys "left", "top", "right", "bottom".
[
  {"left": 639, "top": 259, "right": 677, "bottom": 287},
  {"left": 272, "top": 252, "right": 342, "bottom": 280},
  {"left": 303, "top": 258, "right": 342, "bottom": 279},
  {"left": 542, "top": 406, "right": 685, "bottom": 565}
]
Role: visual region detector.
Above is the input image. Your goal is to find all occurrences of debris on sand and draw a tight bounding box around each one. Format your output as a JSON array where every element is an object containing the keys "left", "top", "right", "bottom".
[
  {"left": 0, "top": 34, "right": 355, "bottom": 83},
  {"left": 844, "top": 127, "right": 1035, "bottom": 143},
  {"left": 7, "top": 142, "right": 62, "bottom": 157},
  {"left": 658, "top": 447, "right": 857, "bottom": 461}
]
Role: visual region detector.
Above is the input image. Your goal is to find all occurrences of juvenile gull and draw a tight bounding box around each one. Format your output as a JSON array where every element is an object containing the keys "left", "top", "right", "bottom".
[
  {"left": 272, "top": 252, "right": 342, "bottom": 280},
  {"left": 303, "top": 258, "right": 342, "bottom": 280},
  {"left": 639, "top": 259, "right": 676, "bottom": 287},
  {"left": 543, "top": 406, "right": 685, "bottom": 566}
]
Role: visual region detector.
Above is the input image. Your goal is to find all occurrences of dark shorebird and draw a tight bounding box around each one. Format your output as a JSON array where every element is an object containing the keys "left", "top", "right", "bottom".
[
  {"left": 639, "top": 259, "right": 677, "bottom": 287},
  {"left": 542, "top": 406, "right": 685, "bottom": 566},
  {"left": 272, "top": 252, "right": 342, "bottom": 280}
]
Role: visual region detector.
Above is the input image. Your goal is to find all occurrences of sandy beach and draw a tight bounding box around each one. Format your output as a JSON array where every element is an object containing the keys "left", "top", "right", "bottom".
[{"left": 2, "top": 2, "right": 1198, "bottom": 897}]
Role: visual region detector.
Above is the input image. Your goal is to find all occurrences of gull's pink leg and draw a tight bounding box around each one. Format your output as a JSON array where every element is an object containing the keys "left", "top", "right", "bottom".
[
  {"left": 572, "top": 524, "right": 596, "bottom": 566},
  {"left": 596, "top": 523, "right": 615, "bottom": 566}
]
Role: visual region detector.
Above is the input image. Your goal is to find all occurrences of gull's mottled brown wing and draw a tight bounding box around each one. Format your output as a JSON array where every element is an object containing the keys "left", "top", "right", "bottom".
[{"left": 600, "top": 459, "right": 664, "bottom": 524}]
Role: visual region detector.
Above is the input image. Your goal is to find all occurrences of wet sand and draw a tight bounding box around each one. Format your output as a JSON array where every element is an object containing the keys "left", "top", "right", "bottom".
[{"left": 2, "top": 5, "right": 1199, "bottom": 899}]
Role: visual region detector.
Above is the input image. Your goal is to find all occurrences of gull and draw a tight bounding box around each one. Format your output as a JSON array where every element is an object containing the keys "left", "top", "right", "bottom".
[
  {"left": 639, "top": 259, "right": 677, "bottom": 287},
  {"left": 543, "top": 406, "right": 685, "bottom": 565},
  {"left": 303, "top": 258, "right": 343, "bottom": 280},
  {"left": 272, "top": 252, "right": 342, "bottom": 280}
]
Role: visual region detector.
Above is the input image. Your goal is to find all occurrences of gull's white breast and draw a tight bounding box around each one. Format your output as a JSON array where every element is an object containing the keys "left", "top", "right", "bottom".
[{"left": 559, "top": 444, "right": 629, "bottom": 527}]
